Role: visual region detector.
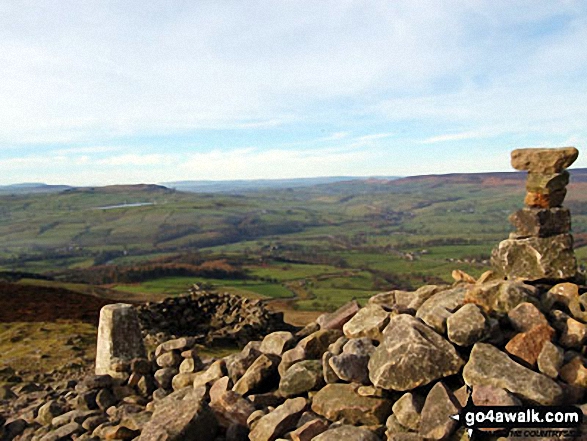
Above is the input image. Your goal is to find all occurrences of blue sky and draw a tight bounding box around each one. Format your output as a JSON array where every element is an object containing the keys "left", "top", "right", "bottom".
[{"left": 1, "top": 1, "right": 587, "bottom": 185}]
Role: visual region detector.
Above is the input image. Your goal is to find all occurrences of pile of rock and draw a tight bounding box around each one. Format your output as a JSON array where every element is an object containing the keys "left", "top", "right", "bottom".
[
  {"left": 135, "top": 287, "right": 294, "bottom": 347},
  {"left": 492, "top": 147, "right": 579, "bottom": 282},
  {"left": 7, "top": 274, "right": 587, "bottom": 440}
]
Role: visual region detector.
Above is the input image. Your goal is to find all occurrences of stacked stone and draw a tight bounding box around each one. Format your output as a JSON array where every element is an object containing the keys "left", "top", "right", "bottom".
[
  {"left": 492, "top": 146, "right": 579, "bottom": 282},
  {"left": 135, "top": 288, "right": 294, "bottom": 348}
]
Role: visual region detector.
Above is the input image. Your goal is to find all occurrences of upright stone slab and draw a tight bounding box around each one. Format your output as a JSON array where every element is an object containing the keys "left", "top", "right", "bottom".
[
  {"left": 96, "top": 304, "right": 146, "bottom": 375},
  {"left": 492, "top": 147, "right": 579, "bottom": 282}
]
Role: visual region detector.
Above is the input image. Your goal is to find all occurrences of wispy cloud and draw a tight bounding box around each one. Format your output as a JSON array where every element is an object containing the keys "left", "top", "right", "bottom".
[
  {"left": 421, "top": 131, "right": 485, "bottom": 144},
  {"left": 1, "top": 1, "right": 587, "bottom": 183}
]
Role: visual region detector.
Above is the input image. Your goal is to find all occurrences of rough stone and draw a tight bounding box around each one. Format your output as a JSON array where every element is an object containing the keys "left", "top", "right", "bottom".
[
  {"left": 559, "top": 317, "right": 587, "bottom": 348},
  {"left": 446, "top": 304, "right": 487, "bottom": 347},
  {"left": 96, "top": 304, "right": 146, "bottom": 375},
  {"left": 342, "top": 304, "right": 390, "bottom": 341},
  {"left": 510, "top": 147, "right": 579, "bottom": 173},
  {"left": 279, "top": 360, "right": 324, "bottom": 397},
  {"left": 179, "top": 356, "right": 203, "bottom": 374},
  {"left": 36, "top": 400, "right": 66, "bottom": 425},
  {"left": 233, "top": 354, "right": 279, "bottom": 396},
  {"left": 329, "top": 353, "right": 370, "bottom": 384},
  {"left": 471, "top": 385, "right": 521, "bottom": 406},
  {"left": 209, "top": 390, "right": 255, "bottom": 428},
  {"left": 172, "top": 372, "right": 199, "bottom": 390},
  {"left": 415, "top": 286, "right": 465, "bottom": 333},
  {"left": 369, "top": 314, "right": 463, "bottom": 391},
  {"left": 526, "top": 171, "right": 570, "bottom": 193},
  {"left": 322, "top": 352, "right": 339, "bottom": 384},
  {"left": 462, "top": 343, "right": 563, "bottom": 405},
  {"left": 260, "top": 331, "right": 296, "bottom": 356},
  {"left": 157, "top": 351, "right": 181, "bottom": 368},
  {"left": 316, "top": 300, "right": 360, "bottom": 330},
  {"left": 418, "top": 382, "right": 460, "bottom": 440},
  {"left": 560, "top": 357, "right": 587, "bottom": 388},
  {"left": 297, "top": 329, "right": 344, "bottom": 358},
  {"left": 154, "top": 368, "right": 178, "bottom": 390},
  {"left": 225, "top": 342, "right": 262, "bottom": 382},
  {"left": 40, "top": 422, "right": 82, "bottom": 441},
  {"left": 537, "top": 341, "right": 564, "bottom": 378},
  {"left": 508, "top": 302, "right": 548, "bottom": 332},
  {"left": 312, "top": 425, "right": 381, "bottom": 441},
  {"left": 248, "top": 397, "right": 307, "bottom": 441},
  {"left": 524, "top": 189, "right": 567, "bottom": 208},
  {"left": 311, "top": 383, "right": 392, "bottom": 425},
  {"left": 452, "top": 269, "right": 476, "bottom": 284},
  {"left": 509, "top": 208, "right": 571, "bottom": 238},
  {"left": 392, "top": 392, "right": 423, "bottom": 431},
  {"left": 505, "top": 323, "right": 555, "bottom": 366},
  {"left": 491, "top": 234, "right": 577, "bottom": 282},
  {"left": 192, "top": 360, "right": 226, "bottom": 389},
  {"left": 464, "top": 280, "right": 536, "bottom": 314},
  {"left": 156, "top": 337, "right": 196, "bottom": 355},
  {"left": 343, "top": 337, "right": 376, "bottom": 356},
  {"left": 290, "top": 418, "right": 329, "bottom": 441},
  {"left": 136, "top": 394, "right": 217, "bottom": 441}
]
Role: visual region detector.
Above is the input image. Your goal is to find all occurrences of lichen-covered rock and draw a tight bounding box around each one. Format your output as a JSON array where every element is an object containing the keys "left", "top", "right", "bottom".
[
  {"left": 311, "top": 383, "right": 392, "bottom": 425},
  {"left": 491, "top": 234, "right": 577, "bottom": 282},
  {"left": 415, "top": 287, "right": 465, "bottom": 333},
  {"left": 446, "top": 304, "right": 487, "bottom": 347},
  {"left": 279, "top": 360, "right": 324, "bottom": 397},
  {"left": 510, "top": 147, "right": 578, "bottom": 173},
  {"left": 509, "top": 207, "right": 571, "bottom": 237},
  {"left": 505, "top": 324, "right": 554, "bottom": 366},
  {"left": 369, "top": 315, "right": 463, "bottom": 391},
  {"left": 462, "top": 343, "right": 563, "bottom": 405},
  {"left": 464, "top": 280, "right": 537, "bottom": 314},
  {"left": 248, "top": 397, "right": 307, "bottom": 441}
]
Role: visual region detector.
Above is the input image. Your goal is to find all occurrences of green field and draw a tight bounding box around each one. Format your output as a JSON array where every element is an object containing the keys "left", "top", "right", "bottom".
[{"left": 2, "top": 175, "right": 587, "bottom": 311}]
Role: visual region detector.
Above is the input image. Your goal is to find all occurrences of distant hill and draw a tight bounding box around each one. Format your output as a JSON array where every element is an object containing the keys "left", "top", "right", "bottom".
[
  {"left": 162, "top": 176, "right": 399, "bottom": 193},
  {"left": 63, "top": 184, "right": 173, "bottom": 194},
  {"left": 4, "top": 168, "right": 586, "bottom": 195},
  {"left": 0, "top": 183, "right": 72, "bottom": 194}
]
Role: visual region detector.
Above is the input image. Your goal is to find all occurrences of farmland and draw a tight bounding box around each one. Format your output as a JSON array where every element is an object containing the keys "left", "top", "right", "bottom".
[{"left": 2, "top": 170, "right": 587, "bottom": 312}]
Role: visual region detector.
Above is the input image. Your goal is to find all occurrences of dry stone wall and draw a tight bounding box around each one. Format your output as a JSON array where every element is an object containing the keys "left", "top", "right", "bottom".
[{"left": 135, "top": 286, "right": 295, "bottom": 348}]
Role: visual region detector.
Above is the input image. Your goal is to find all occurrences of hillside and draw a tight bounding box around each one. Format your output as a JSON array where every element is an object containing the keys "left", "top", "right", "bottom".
[{"left": 2, "top": 170, "right": 587, "bottom": 311}]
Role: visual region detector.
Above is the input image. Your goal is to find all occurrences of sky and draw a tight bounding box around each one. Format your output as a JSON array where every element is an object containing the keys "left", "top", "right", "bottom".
[{"left": 1, "top": 1, "right": 587, "bottom": 185}]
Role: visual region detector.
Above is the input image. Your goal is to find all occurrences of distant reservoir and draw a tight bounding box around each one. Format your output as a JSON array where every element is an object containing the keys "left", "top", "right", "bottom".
[{"left": 93, "top": 202, "right": 155, "bottom": 210}]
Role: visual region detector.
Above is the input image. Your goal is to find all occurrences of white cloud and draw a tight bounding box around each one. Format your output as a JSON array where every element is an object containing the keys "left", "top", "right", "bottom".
[{"left": 421, "top": 131, "right": 486, "bottom": 144}]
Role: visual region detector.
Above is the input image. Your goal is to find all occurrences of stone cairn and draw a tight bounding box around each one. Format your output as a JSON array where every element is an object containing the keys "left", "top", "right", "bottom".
[
  {"left": 492, "top": 146, "right": 579, "bottom": 282},
  {"left": 4, "top": 148, "right": 587, "bottom": 441}
]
